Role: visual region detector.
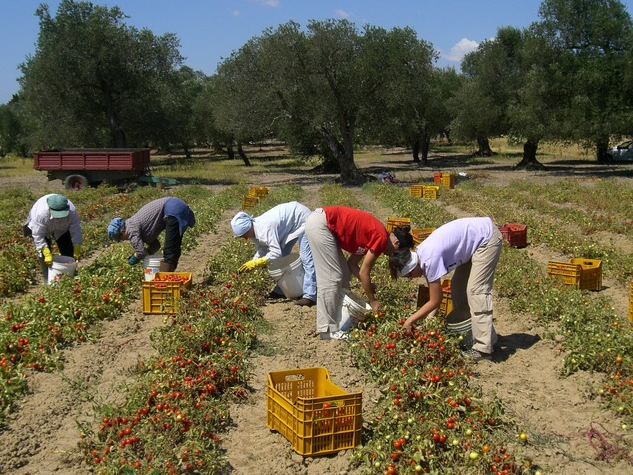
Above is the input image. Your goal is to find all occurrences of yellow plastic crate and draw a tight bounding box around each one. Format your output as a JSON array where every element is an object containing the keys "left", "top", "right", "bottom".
[
  {"left": 416, "top": 280, "right": 453, "bottom": 316},
  {"left": 423, "top": 185, "right": 440, "bottom": 200},
  {"left": 266, "top": 367, "right": 362, "bottom": 456},
  {"left": 408, "top": 185, "right": 424, "bottom": 197},
  {"left": 241, "top": 195, "right": 259, "bottom": 210},
  {"left": 142, "top": 272, "right": 192, "bottom": 314},
  {"left": 546, "top": 259, "right": 602, "bottom": 291},
  {"left": 411, "top": 227, "right": 436, "bottom": 246},
  {"left": 247, "top": 186, "right": 269, "bottom": 198},
  {"left": 440, "top": 173, "right": 455, "bottom": 188},
  {"left": 629, "top": 281, "right": 633, "bottom": 323},
  {"left": 386, "top": 217, "right": 411, "bottom": 232}
]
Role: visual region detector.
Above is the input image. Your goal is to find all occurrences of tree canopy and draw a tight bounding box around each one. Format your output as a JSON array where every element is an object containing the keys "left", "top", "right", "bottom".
[
  {"left": 18, "top": 0, "right": 184, "bottom": 149},
  {"left": 3, "top": 0, "right": 633, "bottom": 175}
]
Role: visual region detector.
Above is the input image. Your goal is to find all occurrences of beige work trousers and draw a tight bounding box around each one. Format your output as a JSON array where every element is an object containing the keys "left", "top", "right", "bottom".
[
  {"left": 305, "top": 209, "right": 351, "bottom": 333},
  {"left": 448, "top": 227, "right": 503, "bottom": 354}
]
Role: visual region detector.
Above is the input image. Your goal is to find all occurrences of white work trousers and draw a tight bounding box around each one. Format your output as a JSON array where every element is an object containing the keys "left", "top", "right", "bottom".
[{"left": 305, "top": 209, "right": 351, "bottom": 333}]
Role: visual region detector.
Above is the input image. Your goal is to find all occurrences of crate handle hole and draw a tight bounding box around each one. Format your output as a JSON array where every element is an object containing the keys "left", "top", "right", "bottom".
[{"left": 285, "top": 374, "right": 305, "bottom": 381}]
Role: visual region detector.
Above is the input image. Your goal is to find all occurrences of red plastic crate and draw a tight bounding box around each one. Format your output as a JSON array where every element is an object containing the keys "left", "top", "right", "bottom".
[{"left": 499, "top": 223, "right": 528, "bottom": 248}]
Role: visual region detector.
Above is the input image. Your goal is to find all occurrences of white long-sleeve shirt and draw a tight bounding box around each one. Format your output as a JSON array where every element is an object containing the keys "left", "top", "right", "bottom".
[
  {"left": 25, "top": 194, "right": 83, "bottom": 251},
  {"left": 252, "top": 201, "right": 311, "bottom": 260}
]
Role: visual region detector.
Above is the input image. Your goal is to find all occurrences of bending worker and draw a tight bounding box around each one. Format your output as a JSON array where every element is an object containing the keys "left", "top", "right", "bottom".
[
  {"left": 304, "top": 206, "right": 404, "bottom": 340},
  {"left": 107, "top": 197, "right": 195, "bottom": 272},
  {"left": 388, "top": 217, "right": 503, "bottom": 362},
  {"left": 24, "top": 193, "right": 82, "bottom": 281},
  {"left": 231, "top": 201, "right": 317, "bottom": 307}
]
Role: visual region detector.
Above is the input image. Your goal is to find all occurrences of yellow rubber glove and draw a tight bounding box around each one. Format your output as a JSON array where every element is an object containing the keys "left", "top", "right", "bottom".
[
  {"left": 42, "top": 247, "right": 53, "bottom": 266},
  {"left": 238, "top": 256, "right": 268, "bottom": 273},
  {"left": 73, "top": 244, "right": 81, "bottom": 261}
]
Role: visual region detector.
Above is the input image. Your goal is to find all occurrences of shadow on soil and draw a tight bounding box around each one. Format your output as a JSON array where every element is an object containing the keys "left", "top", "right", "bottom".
[{"left": 490, "top": 333, "right": 542, "bottom": 363}]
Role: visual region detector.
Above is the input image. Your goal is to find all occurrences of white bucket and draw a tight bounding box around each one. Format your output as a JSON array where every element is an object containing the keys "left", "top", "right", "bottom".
[
  {"left": 47, "top": 255, "right": 78, "bottom": 285},
  {"left": 143, "top": 254, "right": 164, "bottom": 281},
  {"left": 339, "top": 290, "right": 372, "bottom": 332},
  {"left": 267, "top": 254, "right": 305, "bottom": 299}
]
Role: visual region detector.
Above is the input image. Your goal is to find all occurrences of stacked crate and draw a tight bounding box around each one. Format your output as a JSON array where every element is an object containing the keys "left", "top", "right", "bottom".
[
  {"left": 408, "top": 185, "right": 424, "bottom": 197},
  {"left": 241, "top": 186, "right": 269, "bottom": 210},
  {"left": 433, "top": 173, "right": 454, "bottom": 188},
  {"left": 423, "top": 185, "right": 440, "bottom": 200}
]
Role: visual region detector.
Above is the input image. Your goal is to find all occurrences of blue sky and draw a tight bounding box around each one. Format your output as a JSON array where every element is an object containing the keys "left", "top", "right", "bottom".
[{"left": 2, "top": 0, "right": 633, "bottom": 104}]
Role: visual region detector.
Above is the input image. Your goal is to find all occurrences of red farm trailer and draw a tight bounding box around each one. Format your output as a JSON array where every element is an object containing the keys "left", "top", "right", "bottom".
[{"left": 33, "top": 148, "right": 175, "bottom": 191}]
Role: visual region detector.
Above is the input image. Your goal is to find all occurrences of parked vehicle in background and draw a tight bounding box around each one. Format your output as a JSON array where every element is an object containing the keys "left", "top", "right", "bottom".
[
  {"left": 602, "top": 140, "right": 633, "bottom": 163},
  {"left": 33, "top": 148, "right": 175, "bottom": 190}
]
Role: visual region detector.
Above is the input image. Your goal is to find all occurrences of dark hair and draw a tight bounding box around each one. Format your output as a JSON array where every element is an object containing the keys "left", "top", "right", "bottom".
[
  {"left": 392, "top": 226, "right": 414, "bottom": 250},
  {"left": 388, "top": 249, "right": 412, "bottom": 280}
]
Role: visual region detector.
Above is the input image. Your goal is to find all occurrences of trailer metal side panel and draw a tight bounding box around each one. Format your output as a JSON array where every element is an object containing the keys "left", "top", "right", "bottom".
[{"left": 34, "top": 148, "right": 150, "bottom": 174}]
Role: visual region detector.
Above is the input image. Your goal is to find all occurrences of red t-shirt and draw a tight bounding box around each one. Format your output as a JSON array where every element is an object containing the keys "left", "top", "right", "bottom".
[{"left": 323, "top": 206, "right": 389, "bottom": 256}]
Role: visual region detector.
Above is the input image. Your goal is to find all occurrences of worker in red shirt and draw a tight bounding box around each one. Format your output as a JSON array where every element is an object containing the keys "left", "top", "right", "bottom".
[{"left": 305, "top": 206, "right": 405, "bottom": 340}]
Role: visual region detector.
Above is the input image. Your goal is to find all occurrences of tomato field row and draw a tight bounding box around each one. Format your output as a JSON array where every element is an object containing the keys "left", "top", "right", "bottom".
[{"left": 1, "top": 178, "right": 632, "bottom": 474}]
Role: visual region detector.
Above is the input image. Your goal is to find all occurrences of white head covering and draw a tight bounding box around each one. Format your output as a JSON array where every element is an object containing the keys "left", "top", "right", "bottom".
[
  {"left": 231, "top": 211, "right": 254, "bottom": 237},
  {"left": 398, "top": 251, "right": 419, "bottom": 277}
]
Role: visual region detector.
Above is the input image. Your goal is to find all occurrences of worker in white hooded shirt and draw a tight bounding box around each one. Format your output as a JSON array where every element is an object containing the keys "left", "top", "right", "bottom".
[{"left": 231, "top": 201, "right": 317, "bottom": 307}]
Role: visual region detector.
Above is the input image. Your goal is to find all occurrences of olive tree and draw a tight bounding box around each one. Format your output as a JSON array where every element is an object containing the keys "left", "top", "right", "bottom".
[
  {"left": 452, "top": 27, "right": 525, "bottom": 158},
  {"left": 536, "top": 0, "right": 633, "bottom": 161},
  {"left": 215, "top": 19, "right": 438, "bottom": 184},
  {"left": 18, "top": 0, "right": 184, "bottom": 149}
]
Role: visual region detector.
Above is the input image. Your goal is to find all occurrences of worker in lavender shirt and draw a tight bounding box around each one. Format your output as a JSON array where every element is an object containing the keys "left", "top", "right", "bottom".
[{"left": 389, "top": 217, "right": 503, "bottom": 362}]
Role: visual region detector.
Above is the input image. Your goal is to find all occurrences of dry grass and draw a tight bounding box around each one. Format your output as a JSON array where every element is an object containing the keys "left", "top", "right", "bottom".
[
  {"left": 7, "top": 138, "right": 602, "bottom": 185},
  {"left": 0, "top": 155, "right": 40, "bottom": 177}
]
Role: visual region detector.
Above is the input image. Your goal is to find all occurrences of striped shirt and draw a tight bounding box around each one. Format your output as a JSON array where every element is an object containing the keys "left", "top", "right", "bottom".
[{"left": 124, "top": 197, "right": 194, "bottom": 258}]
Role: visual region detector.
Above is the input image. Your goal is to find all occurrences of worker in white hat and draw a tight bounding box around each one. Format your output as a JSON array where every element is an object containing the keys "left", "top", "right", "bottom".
[{"left": 231, "top": 201, "right": 316, "bottom": 306}]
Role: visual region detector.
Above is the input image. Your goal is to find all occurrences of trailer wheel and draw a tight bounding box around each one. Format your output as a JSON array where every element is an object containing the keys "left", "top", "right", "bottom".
[{"left": 64, "top": 174, "right": 89, "bottom": 191}]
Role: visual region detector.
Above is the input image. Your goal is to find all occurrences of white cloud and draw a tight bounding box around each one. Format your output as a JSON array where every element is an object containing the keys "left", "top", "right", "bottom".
[
  {"left": 250, "top": 0, "right": 281, "bottom": 7},
  {"left": 443, "top": 38, "right": 479, "bottom": 62},
  {"left": 230, "top": 9, "right": 240, "bottom": 17},
  {"left": 334, "top": 9, "right": 351, "bottom": 19}
]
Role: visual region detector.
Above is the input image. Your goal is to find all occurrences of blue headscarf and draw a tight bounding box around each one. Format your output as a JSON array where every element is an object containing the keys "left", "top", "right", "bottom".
[{"left": 107, "top": 217, "right": 124, "bottom": 241}]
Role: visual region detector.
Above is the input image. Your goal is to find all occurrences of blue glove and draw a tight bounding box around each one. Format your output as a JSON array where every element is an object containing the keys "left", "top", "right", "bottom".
[{"left": 128, "top": 255, "right": 140, "bottom": 265}]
